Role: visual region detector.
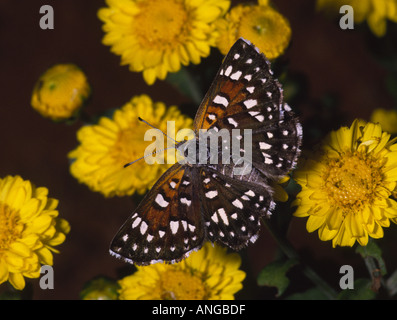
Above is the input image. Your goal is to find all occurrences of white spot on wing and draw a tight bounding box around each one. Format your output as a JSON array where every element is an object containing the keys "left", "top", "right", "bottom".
[
  {"left": 260, "top": 142, "right": 271, "bottom": 150},
  {"left": 218, "top": 208, "right": 229, "bottom": 226},
  {"left": 132, "top": 217, "right": 141, "bottom": 229},
  {"left": 170, "top": 221, "right": 179, "bottom": 234},
  {"left": 211, "top": 212, "right": 219, "bottom": 223},
  {"left": 180, "top": 197, "right": 192, "bottom": 206},
  {"left": 227, "top": 117, "right": 238, "bottom": 128},
  {"left": 232, "top": 199, "right": 243, "bottom": 209},
  {"left": 225, "top": 65, "right": 233, "bottom": 76},
  {"left": 155, "top": 193, "right": 169, "bottom": 208},
  {"left": 205, "top": 190, "right": 218, "bottom": 199},
  {"left": 245, "top": 190, "right": 255, "bottom": 197},
  {"left": 208, "top": 114, "right": 216, "bottom": 121},
  {"left": 230, "top": 71, "right": 242, "bottom": 80},
  {"left": 264, "top": 157, "right": 273, "bottom": 164},
  {"left": 213, "top": 95, "right": 229, "bottom": 107},
  {"left": 246, "top": 86, "right": 255, "bottom": 93},
  {"left": 140, "top": 221, "right": 148, "bottom": 235},
  {"left": 244, "top": 99, "right": 257, "bottom": 109}
]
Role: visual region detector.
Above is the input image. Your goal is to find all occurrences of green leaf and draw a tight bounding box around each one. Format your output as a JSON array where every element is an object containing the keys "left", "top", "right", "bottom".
[
  {"left": 257, "top": 259, "right": 298, "bottom": 297},
  {"left": 337, "top": 279, "right": 376, "bottom": 300}
]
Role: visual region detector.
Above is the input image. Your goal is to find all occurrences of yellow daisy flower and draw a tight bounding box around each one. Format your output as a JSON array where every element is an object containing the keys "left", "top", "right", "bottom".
[
  {"left": 98, "top": 0, "right": 230, "bottom": 85},
  {"left": 370, "top": 108, "right": 397, "bottom": 134},
  {"left": 0, "top": 175, "right": 70, "bottom": 290},
  {"left": 215, "top": 0, "right": 291, "bottom": 60},
  {"left": 68, "top": 94, "right": 193, "bottom": 197},
  {"left": 31, "top": 64, "right": 90, "bottom": 121},
  {"left": 293, "top": 119, "right": 397, "bottom": 247},
  {"left": 316, "top": 0, "right": 397, "bottom": 37},
  {"left": 118, "top": 242, "right": 245, "bottom": 300}
]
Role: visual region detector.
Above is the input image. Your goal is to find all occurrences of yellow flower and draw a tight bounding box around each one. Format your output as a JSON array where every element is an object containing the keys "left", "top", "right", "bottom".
[
  {"left": 293, "top": 119, "right": 397, "bottom": 247},
  {"left": 117, "top": 242, "right": 245, "bottom": 300},
  {"left": 316, "top": 0, "right": 397, "bottom": 37},
  {"left": 370, "top": 108, "right": 397, "bottom": 134},
  {"left": 215, "top": 0, "right": 291, "bottom": 60},
  {"left": 31, "top": 64, "right": 90, "bottom": 121},
  {"left": 98, "top": 0, "right": 230, "bottom": 85},
  {"left": 68, "top": 94, "right": 193, "bottom": 197},
  {"left": 0, "top": 175, "right": 70, "bottom": 290}
]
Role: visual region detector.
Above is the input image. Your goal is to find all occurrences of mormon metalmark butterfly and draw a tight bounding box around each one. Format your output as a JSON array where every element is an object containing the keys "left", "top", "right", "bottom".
[{"left": 110, "top": 38, "right": 302, "bottom": 265}]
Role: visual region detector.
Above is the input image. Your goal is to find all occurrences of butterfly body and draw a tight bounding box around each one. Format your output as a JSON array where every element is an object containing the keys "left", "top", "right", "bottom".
[{"left": 110, "top": 38, "right": 302, "bottom": 265}]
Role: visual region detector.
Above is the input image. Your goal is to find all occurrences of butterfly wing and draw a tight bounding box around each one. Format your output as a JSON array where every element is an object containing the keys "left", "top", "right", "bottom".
[
  {"left": 199, "top": 167, "right": 274, "bottom": 250},
  {"left": 110, "top": 164, "right": 205, "bottom": 265},
  {"left": 193, "top": 38, "right": 302, "bottom": 179},
  {"left": 111, "top": 38, "right": 302, "bottom": 266}
]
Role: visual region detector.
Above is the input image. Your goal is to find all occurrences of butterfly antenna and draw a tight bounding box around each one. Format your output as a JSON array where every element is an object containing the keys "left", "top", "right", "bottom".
[
  {"left": 124, "top": 117, "right": 181, "bottom": 168},
  {"left": 123, "top": 146, "right": 177, "bottom": 168},
  {"left": 138, "top": 117, "right": 178, "bottom": 144}
]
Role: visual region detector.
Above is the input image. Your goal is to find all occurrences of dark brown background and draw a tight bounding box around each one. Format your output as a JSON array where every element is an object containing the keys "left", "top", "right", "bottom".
[{"left": 0, "top": 0, "right": 396, "bottom": 299}]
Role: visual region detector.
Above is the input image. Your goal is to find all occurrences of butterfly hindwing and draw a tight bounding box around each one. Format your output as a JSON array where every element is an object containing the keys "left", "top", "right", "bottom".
[
  {"left": 199, "top": 167, "right": 274, "bottom": 250},
  {"left": 110, "top": 164, "right": 205, "bottom": 265}
]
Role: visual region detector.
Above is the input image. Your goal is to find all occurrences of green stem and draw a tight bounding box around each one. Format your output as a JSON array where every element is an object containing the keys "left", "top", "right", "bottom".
[
  {"left": 363, "top": 256, "right": 383, "bottom": 292},
  {"left": 262, "top": 218, "right": 338, "bottom": 300},
  {"left": 166, "top": 67, "right": 203, "bottom": 106}
]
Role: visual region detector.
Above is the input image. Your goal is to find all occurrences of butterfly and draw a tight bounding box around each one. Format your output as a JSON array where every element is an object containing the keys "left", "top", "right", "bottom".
[{"left": 110, "top": 38, "right": 302, "bottom": 265}]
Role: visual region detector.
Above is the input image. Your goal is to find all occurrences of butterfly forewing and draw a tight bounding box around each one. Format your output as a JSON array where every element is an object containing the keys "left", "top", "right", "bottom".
[
  {"left": 110, "top": 164, "right": 205, "bottom": 265},
  {"left": 194, "top": 39, "right": 281, "bottom": 132},
  {"left": 194, "top": 38, "right": 301, "bottom": 178}
]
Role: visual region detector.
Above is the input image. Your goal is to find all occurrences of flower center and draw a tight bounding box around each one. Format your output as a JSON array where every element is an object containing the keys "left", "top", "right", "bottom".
[
  {"left": 158, "top": 269, "right": 207, "bottom": 300},
  {"left": 0, "top": 203, "right": 23, "bottom": 253},
  {"left": 323, "top": 152, "right": 383, "bottom": 212},
  {"left": 133, "top": 0, "right": 190, "bottom": 50}
]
